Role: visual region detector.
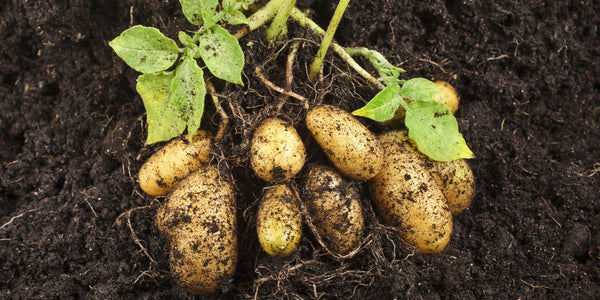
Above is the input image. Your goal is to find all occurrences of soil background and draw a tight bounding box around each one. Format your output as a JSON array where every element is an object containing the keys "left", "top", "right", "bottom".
[{"left": 1, "top": 0, "right": 599, "bottom": 299}]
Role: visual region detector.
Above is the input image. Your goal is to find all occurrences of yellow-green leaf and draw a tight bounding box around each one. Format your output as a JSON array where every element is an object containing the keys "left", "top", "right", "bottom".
[
  {"left": 404, "top": 101, "right": 473, "bottom": 161},
  {"left": 109, "top": 25, "right": 180, "bottom": 74}
]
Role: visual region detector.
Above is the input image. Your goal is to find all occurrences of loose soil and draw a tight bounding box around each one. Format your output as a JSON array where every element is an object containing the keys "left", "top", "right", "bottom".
[{"left": 1, "top": 0, "right": 599, "bottom": 299}]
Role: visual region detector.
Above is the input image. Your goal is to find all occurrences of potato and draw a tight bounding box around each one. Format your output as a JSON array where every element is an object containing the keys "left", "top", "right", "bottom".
[
  {"left": 156, "top": 165, "right": 237, "bottom": 295},
  {"left": 378, "top": 80, "right": 459, "bottom": 128},
  {"left": 382, "top": 129, "right": 475, "bottom": 215},
  {"left": 432, "top": 80, "right": 459, "bottom": 114},
  {"left": 368, "top": 130, "right": 453, "bottom": 254},
  {"left": 250, "top": 118, "right": 306, "bottom": 183},
  {"left": 306, "top": 105, "right": 384, "bottom": 180},
  {"left": 138, "top": 130, "right": 212, "bottom": 196},
  {"left": 256, "top": 184, "right": 302, "bottom": 257},
  {"left": 304, "top": 164, "right": 365, "bottom": 255},
  {"left": 430, "top": 159, "right": 475, "bottom": 215}
]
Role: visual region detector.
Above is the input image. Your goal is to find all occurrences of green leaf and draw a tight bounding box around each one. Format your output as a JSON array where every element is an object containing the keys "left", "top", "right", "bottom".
[
  {"left": 345, "top": 47, "right": 405, "bottom": 86},
  {"left": 109, "top": 25, "right": 180, "bottom": 74},
  {"left": 221, "top": 0, "right": 249, "bottom": 25},
  {"left": 223, "top": 9, "right": 248, "bottom": 25},
  {"left": 400, "top": 78, "right": 444, "bottom": 102},
  {"left": 404, "top": 100, "right": 473, "bottom": 161},
  {"left": 179, "top": 0, "right": 218, "bottom": 26},
  {"left": 198, "top": 25, "right": 244, "bottom": 85},
  {"left": 178, "top": 31, "right": 194, "bottom": 46},
  {"left": 352, "top": 84, "right": 402, "bottom": 121},
  {"left": 137, "top": 72, "right": 186, "bottom": 144},
  {"left": 168, "top": 54, "right": 206, "bottom": 138}
]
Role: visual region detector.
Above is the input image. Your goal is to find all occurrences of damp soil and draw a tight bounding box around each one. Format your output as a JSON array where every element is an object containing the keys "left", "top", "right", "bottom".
[{"left": 1, "top": 0, "right": 599, "bottom": 299}]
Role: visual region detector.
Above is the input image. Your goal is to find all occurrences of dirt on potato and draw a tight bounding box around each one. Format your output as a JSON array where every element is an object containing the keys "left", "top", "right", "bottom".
[{"left": 1, "top": 0, "right": 599, "bottom": 299}]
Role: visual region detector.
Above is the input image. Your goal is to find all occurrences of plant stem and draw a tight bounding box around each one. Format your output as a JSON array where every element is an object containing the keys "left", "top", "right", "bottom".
[
  {"left": 237, "top": 2, "right": 384, "bottom": 89},
  {"left": 265, "top": 0, "right": 297, "bottom": 41},
  {"left": 233, "top": 0, "right": 282, "bottom": 39},
  {"left": 308, "top": 0, "right": 350, "bottom": 81},
  {"left": 289, "top": 8, "right": 384, "bottom": 89}
]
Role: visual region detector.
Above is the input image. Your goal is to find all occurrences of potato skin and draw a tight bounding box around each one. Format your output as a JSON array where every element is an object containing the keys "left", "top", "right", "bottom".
[
  {"left": 368, "top": 130, "right": 453, "bottom": 254},
  {"left": 306, "top": 105, "right": 384, "bottom": 180},
  {"left": 156, "top": 166, "right": 237, "bottom": 295},
  {"left": 304, "top": 164, "right": 365, "bottom": 255},
  {"left": 138, "top": 130, "right": 212, "bottom": 196},
  {"left": 256, "top": 184, "right": 302, "bottom": 257},
  {"left": 430, "top": 159, "right": 475, "bottom": 215},
  {"left": 250, "top": 118, "right": 306, "bottom": 183}
]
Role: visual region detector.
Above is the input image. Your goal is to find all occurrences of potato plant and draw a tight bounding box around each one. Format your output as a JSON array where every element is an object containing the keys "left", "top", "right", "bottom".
[{"left": 109, "top": 0, "right": 476, "bottom": 296}]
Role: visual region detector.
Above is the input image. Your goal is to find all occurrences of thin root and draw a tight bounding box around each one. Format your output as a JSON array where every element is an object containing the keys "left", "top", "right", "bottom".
[
  {"left": 255, "top": 67, "right": 308, "bottom": 105},
  {"left": 206, "top": 80, "right": 230, "bottom": 140},
  {"left": 114, "top": 206, "right": 156, "bottom": 264},
  {"left": 277, "top": 41, "right": 307, "bottom": 111}
]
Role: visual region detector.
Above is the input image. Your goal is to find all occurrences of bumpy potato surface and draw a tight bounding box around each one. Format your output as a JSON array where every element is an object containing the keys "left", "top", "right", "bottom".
[
  {"left": 156, "top": 166, "right": 237, "bottom": 295},
  {"left": 304, "top": 164, "right": 365, "bottom": 255}
]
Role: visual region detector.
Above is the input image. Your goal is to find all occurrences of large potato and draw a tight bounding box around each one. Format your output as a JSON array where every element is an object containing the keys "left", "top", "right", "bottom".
[
  {"left": 385, "top": 130, "right": 475, "bottom": 215},
  {"left": 156, "top": 165, "right": 237, "bottom": 295},
  {"left": 306, "top": 105, "right": 384, "bottom": 180},
  {"left": 256, "top": 184, "right": 302, "bottom": 257},
  {"left": 138, "top": 130, "right": 212, "bottom": 196},
  {"left": 430, "top": 159, "right": 475, "bottom": 215},
  {"left": 250, "top": 118, "right": 306, "bottom": 182},
  {"left": 304, "top": 164, "right": 365, "bottom": 255},
  {"left": 368, "top": 130, "right": 453, "bottom": 254}
]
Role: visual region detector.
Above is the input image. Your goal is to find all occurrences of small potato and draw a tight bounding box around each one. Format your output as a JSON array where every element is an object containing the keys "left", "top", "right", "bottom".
[
  {"left": 378, "top": 81, "right": 459, "bottom": 129},
  {"left": 304, "top": 164, "right": 365, "bottom": 255},
  {"left": 256, "top": 184, "right": 302, "bottom": 257},
  {"left": 156, "top": 165, "right": 237, "bottom": 295},
  {"left": 306, "top": 105, "right": 384, "bottom": 180},
  {"left": 138, "top": 130, "right": 212, "bottom": 196},
  {"left": 432, "top": 81, "right": 459, "bottom": 114},
  {"left": 250, "top": 118, "right": 306, "bottom": 183},
  {"left": 368, "top": 130, "right": 453, "bottom": 254},
  {"left": 430, "top": 159, "right": 475, "bottom": 215}
]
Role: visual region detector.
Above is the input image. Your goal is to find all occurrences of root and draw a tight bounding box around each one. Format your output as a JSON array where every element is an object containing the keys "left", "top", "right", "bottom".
[
  {"left": 0, "top": 209, "right": 38, "bottom": 231},
  {"left": 277, "top": 41, "right": 308, "bottom": 111},
  {"left": 114, "top": 205, "right": 156, "bottom": 264},
  {"left": 206, "top": 80, "right": 230, "bottom": 141},
  {"left": 255, "top": 67, "right": 308, "bottom": 106}
]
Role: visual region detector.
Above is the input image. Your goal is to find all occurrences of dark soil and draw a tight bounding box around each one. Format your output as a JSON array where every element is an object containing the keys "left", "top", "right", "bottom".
[{"left": 1, "top": 0, "right": 599, "bottom": 299}]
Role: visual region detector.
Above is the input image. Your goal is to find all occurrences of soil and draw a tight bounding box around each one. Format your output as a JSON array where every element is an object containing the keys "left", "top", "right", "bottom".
[{"left": 1, "top": 0, "right": 599, "bottom": 299}]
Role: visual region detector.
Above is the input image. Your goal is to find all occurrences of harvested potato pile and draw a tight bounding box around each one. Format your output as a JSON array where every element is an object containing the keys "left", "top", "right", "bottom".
[{"left": 139, "top": 103, "right": 474, "bottom": 295}]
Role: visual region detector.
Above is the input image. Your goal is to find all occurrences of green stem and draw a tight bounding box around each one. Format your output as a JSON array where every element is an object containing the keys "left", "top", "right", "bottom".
[
  {"left": 308, "top": 0, "right": 350, "bottom": 81},
  {"left": 289, "top": 8, "right": 384, "bottom": 89},
  {"left": 234, "top": 0, "right": 283, "bottom": 39},
  {"left": 238, "top": 3, "right": 384, "bottom": 89},
  {"left": 265, "top": 0, "right": 297, "bottom": 41}
]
